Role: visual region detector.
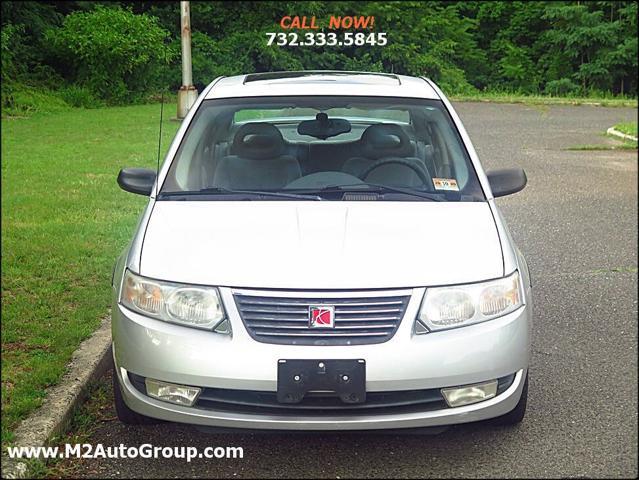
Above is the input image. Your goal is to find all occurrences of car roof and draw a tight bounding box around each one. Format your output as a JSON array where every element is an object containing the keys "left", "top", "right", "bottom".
[{"left": 204, "top": 71, "right": 441, "bottom": 100}]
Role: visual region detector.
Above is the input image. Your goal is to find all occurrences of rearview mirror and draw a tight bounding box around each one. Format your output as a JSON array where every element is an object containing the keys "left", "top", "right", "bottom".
[
  {"left": 486, "top": 168, "right": 527, "bottom": 198},
  {"left": 297, "top": 113, "right": 351, "bottom": 140},
  {"left": 117, "top": 168, "right": 157, "bottom": 196}
]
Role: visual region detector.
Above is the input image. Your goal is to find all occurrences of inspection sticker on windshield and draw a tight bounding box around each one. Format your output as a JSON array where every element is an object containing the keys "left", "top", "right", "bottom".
[{"left": 433, "top": 178, "right": 459, "bottom": 191}]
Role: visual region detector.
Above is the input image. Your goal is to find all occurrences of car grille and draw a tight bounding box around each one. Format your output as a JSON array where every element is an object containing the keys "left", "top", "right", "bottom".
[
  {"left": 233, "top": 290, "right": 412, "bottom": 345},
  {"left": 194, "top": 387, "right": 448, "bottom": 416}
]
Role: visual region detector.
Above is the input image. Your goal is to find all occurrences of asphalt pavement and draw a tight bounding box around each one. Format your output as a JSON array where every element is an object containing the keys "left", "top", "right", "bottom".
[{"left": 58, "top": 102, "right": 638, "bottom": 478}]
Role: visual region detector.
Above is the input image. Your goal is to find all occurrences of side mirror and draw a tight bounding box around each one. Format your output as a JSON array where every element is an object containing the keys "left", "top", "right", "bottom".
[
  {"left": 486, "top": 168, "right": 527, "bottom": 198},
  {"left": 117, "top": 168, "right": 157, "bottom": 196}
]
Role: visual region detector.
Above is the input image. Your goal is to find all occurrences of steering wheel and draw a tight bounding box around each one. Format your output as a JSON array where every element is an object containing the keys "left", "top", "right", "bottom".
[{"left": 360, "top": 158, "right": 434, "bottom": 190}]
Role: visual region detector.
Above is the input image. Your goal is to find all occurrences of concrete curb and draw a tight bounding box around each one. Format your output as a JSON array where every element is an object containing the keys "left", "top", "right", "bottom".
[
  {"left": 2, "top": 315, "right": 113, "bottom": 479},
  {"left": 607, "top": 126, "right": 638, "bottom": 142}
]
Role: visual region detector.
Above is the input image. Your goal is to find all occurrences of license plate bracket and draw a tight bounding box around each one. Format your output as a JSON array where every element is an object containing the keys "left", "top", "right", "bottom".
[{"left": 277, "top": 359, "right": 366, "bottom": 404}]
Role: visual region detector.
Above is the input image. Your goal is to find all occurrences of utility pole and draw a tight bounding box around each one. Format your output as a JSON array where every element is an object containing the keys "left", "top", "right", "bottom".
[{"left": 177, "top": 1, "right": 197, "bottom": 119}]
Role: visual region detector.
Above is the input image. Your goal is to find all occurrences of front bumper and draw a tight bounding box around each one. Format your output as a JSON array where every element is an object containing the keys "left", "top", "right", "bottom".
[{"left": 112, "top": 286, "right": 530, "bottom": 430}]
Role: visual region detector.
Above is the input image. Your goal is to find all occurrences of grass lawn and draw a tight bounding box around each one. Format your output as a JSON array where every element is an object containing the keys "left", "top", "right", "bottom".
[
  {"left": 1, "top": 103, "right": 179, "bottom": 446},
  {"left": 612, "top": 121, "right": 638, "bottom": 137},
  {"left": 451, "top": 91, "right": 637, "bottom": 108},
  {"left": 566, "top": 143, "right": 637, "bottom": 151},
  {"left": 45, "top": 371, "right": 114, "bottom": 478},
  {"left": 567, "top": 120, "right": 638, "bottom": 151}
]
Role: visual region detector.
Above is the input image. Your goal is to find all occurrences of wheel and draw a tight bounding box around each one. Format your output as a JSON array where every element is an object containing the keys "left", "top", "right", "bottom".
[
  {"left": 113, "top": 370, "right": 159, "bottom": 425},
  {"left": 360, "top": 157, "right": 434, "bottom": 190},
  {"left": 488, "top": 373, "right": 528, "bottom": 426}
]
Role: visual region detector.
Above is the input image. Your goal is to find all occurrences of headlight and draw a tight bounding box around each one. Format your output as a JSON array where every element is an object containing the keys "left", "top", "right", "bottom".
[
  {"left": 120, "top": 270, "right": 227, "bottom": 331},
  {"left": 416, "top": 271, "right": 523, "bottom": 332}
]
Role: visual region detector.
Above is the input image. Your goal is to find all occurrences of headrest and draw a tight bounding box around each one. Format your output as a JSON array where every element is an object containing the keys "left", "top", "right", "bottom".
[
  {"left": 231, "top": 123, "right": 285, "bottom": 159},
  {"left": 360, "top": 123, "right": 413, "bottom": 159}
]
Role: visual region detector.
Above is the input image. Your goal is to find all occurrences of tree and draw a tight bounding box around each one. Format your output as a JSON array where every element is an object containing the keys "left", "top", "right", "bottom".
[
  {"left": 2, "top": 0, "right": 637, "bottom": 104},
  {"left": 45, "top": 5, "right": 172, "bottom": 103},
  {"left": 539, "top": 2, "right": 637, "bottom": 94}
]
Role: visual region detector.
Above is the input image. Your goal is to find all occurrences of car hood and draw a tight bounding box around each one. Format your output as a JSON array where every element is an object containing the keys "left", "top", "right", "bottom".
[{"left": 140, "top": 201, "right": 503, "bottom": 289}]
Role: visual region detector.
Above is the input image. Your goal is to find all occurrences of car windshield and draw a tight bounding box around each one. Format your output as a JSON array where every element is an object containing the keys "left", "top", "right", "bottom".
[{"left": 160, "top": 96, "right": 485, "bottom": 202}]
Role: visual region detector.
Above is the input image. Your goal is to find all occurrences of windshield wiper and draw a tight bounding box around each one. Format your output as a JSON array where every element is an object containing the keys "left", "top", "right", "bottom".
[
  {"left": 160, "top": 187, "right": 322, "bottom": 201},
  {"left": 320, "top": 183, "right": 446, "bottom": 201}
]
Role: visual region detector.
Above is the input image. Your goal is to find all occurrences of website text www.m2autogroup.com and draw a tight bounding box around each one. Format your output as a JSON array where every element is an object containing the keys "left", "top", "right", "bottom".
[{"left": 6, "top": 443, "right": 244, "bottom": 462}]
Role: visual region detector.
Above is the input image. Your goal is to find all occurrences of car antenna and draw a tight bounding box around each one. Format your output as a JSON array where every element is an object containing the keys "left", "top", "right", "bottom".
[
  {"left": 155, "top": 40, "right": 169, "bottom": 198},
  {"left": 155, "top": 89, "right": 164, "bottom": 198}
]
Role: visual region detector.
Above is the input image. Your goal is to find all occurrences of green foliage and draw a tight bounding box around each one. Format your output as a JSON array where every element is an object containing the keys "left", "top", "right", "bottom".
[
  {"left": 495, "top": 40, "right": 539, "bottom": 93},
  {"left": 0, "top": 1, "right": 637, "bottom": 109},
  {"left": 612, "top": 121, "right": 637, "bottom": 137},
  {"left": 1, "top": 1, "right": 62, "bottom": 82},
  {"left": 362, "top": 2, "right": 481, "bottom": 93},
  {"left": 1, "top": 84, "right": 71, "bottom": 117},
  {"left": 544, "top": 78, "right": 581, "bottom": 97},
  {"left": 58, "top": 85, "right": 104, "bottom": 109},
  {"left": 44, "top": 5, "right": 172, "bottom": 104},
  {"left": 539, "top": 2, "right": 637, "bottom": 94},
  {"left": 1, "top": 23, "right": 24, "bottom": 82}
]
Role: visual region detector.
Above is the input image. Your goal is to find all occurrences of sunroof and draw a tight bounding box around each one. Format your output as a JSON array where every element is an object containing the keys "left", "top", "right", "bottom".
[{"left": 243, "top": 71, "right": 401, "bottom": 85}]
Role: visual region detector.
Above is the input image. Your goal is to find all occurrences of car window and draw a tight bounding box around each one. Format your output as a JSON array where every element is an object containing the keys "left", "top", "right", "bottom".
[
  {"left": 160, "top": 96, "right": 485, "bottom": 201},
  {"left": 234, "top": 107, "right": 409, "bottom": 124}
]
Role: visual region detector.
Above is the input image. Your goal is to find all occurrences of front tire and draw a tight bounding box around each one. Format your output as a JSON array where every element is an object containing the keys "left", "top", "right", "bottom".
[
  {"left": 488, "top": 373, "right": 528, "bottom": 426},
  {"left": 113, "top": 370, "right": 159, "bottom": 425}
]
